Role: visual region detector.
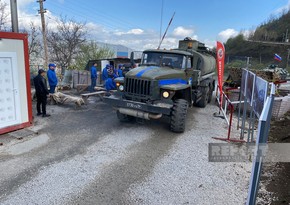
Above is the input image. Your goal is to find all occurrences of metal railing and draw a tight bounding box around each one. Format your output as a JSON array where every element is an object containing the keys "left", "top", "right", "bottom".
[{"left": 213, "top": 85, "right": 245, "bottom": 142}]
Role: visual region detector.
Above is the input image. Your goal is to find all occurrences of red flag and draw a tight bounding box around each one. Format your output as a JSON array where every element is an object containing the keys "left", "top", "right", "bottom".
[{"left": 216, "top": 41, "right": 225, "bottom": 107}]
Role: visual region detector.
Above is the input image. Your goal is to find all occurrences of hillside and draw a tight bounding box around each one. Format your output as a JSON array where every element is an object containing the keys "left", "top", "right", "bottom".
[{"left": 225, "top": 10, "right": 290, "bottom": 70}]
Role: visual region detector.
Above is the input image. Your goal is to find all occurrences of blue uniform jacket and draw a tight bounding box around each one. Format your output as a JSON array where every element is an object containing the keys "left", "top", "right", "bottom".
[
  {"left": 47, "top": 69, "right": 58, "bottom": 86},
  {"left": 117, "top": 69, "right": 123, "bottom": 77},
  {"left": 102, "top": 68, "right": 108, "bottom": 80},
  {"left": 91, "top": 66, "right": 97, "bottom": 79}
]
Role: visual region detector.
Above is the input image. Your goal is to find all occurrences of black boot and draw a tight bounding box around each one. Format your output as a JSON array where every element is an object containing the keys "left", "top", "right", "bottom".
[{"left": 42, "top": 114, "right": 51, "bottom": 117}]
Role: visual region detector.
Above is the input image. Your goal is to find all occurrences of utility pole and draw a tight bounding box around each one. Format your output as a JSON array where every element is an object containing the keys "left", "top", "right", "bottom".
[
  {"left": 246, "top": 56, "right": 252, "bottom": 69},
  {"left": 287, "top": 49, "right": 290, "bottom": 68},
  {"left": 38, "top": 0, "right": 48, "bottom": 68},
  {"left": 10, "top": 0, "right": 19, "bottom": 32}
]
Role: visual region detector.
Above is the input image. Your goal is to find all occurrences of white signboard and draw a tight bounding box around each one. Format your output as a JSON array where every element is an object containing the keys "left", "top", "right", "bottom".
[{"left": 0, "top": 32, "right": 32, "bottom": 134}]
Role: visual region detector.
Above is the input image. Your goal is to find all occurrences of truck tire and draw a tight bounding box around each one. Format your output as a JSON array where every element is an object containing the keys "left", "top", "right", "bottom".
[
  {"left": 208, "top": 86, "right": 213, "bottom": 103},
  {"left": 170, "top": 99, "right": 188, "bottom": 133},
  {"left": 116, "top": 110, "right": 134, "bottom": 122},
  {"left": 196, "top": 86, "right": 209, "bottom": 108}
]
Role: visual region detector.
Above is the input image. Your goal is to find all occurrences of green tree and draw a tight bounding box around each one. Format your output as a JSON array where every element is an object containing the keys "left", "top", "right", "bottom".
[
  {"left": 73, "top": 41, "right": 114, "bottom": 70},
  {"left": 225, "top": 34, "right": 247, "bottom": 55}
]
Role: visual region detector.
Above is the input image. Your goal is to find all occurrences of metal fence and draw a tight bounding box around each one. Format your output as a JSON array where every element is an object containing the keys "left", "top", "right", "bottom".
[
  {"left": 246, "top": 84, "right": 275, "bottom": 205},
  {"left": 214, "top": 68, "right": 277, "bottom": 204}
]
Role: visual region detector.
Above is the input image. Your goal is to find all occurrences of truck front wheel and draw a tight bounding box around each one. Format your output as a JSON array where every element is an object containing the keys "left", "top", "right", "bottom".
[{"left": 170, "top": 99, "right": 188, "bottom": 133}]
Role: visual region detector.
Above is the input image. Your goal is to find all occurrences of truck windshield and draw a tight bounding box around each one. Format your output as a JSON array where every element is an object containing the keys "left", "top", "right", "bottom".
[{"left": 141, "top": 52, "right": 186, "bottom": 69}]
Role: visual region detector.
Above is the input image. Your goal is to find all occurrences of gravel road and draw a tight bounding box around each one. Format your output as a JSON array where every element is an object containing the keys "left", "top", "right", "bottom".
[{"left": 0, "top": 97, "right": 252, "bottom": 205}]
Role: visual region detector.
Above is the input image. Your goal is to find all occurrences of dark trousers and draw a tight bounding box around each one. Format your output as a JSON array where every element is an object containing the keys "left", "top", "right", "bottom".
[
  {"left": 91, "top": 78, "right": 97, "bottom": 92},
  {"left": 49, "top": 85, "right": 56, "bottom": 93},
  {"left": 36, "top": 94, "right": 47, "bottom": 115}
]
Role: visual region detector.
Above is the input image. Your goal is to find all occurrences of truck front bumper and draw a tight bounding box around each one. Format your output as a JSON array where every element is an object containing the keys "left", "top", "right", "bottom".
[{"left": 103, "top": 95, "right": 173, "bottom": 115}]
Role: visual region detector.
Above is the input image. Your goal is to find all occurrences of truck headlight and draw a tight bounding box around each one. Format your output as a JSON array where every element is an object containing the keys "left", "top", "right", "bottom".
[
  {"left": 162, "top": 91, "right": 170, "bottom": 98},
  {"left": 119, "top": 85, "right": 124, "bottom": 91}
]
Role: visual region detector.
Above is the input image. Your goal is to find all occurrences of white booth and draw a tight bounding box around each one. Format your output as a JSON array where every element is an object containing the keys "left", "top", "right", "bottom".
[{"left": 0, "top": 32, "right": 32, "bottom": 134}]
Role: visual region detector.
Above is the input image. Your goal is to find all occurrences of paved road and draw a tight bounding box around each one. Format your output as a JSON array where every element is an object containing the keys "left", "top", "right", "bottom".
[{"left": 0, "top": 97, "right": 251, "bottom": 205}]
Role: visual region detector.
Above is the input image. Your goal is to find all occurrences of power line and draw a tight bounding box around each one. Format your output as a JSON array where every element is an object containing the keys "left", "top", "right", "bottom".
[
  {"left": 46, "top": 1, "right": 144, "bottom": 32},
  {"left": 159, "top": 0, "right": 164, "bottom": 44},
  {"left": 46, "top": 2, "right": 117, "bottom": 30},
  {"left": 246, "top": 39, "right": 290, "bottom": 46},
  {"left": 18, "top": 14, "right": 39, "bottom": 19},
  {"left": 68, "top": 1, "right": 143, "bottom": 30}
]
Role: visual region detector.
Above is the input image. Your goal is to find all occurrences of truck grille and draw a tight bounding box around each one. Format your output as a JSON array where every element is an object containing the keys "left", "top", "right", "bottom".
[{"left": 125, "top": 78, "right": 151, "bottom": 97}]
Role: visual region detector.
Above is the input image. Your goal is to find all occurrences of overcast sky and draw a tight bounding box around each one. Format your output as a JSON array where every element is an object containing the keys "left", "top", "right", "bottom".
[{"left": 3, "top": 0, "right": 290, "bottom": 50}]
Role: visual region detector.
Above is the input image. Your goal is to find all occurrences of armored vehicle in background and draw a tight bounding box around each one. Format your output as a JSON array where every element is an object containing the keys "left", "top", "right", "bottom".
[{"left": 104, "top": 38, "right": 216, "bottom": 132}]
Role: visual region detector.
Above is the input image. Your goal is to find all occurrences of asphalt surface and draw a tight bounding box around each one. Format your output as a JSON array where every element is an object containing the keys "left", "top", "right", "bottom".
[{"left": 0, "top": 96, "right": 252, "bottom": 205}]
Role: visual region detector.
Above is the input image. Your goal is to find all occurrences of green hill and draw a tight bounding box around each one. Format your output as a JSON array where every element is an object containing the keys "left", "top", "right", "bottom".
[{"left": 225, "top": 10, "right": 290, "bottom": 71}]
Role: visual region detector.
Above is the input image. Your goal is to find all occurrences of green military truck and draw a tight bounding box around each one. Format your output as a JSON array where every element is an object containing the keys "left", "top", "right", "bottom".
[{"left": 104, "top": 38, "right": 216, "bottom": 132}]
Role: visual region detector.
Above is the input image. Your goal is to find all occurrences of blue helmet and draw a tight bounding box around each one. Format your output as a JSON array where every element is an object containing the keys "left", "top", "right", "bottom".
[{"left": 49, "top": 63, "right": 56, "bottom": 67}]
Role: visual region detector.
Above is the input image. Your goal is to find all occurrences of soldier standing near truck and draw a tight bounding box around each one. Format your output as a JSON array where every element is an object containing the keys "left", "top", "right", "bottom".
[{"left": 104, "top": 38, "right": 216, "bottom": 132}]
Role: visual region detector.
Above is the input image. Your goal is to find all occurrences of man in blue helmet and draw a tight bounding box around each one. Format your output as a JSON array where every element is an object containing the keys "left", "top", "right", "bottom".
[{"left": 47, "top": 63, "right": 58, "bottom": 93}]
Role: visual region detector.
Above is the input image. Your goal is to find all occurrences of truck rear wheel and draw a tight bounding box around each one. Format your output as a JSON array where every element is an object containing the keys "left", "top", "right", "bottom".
[
  {"left": 170, "top": 99, "right": 188, "bottom": 133},
  {"left": 117, "top": 110, "right": 134, "bottom": 122},
  {"left": 196, "top": 86, "right": 209, "bottom": 108},
  {"left": 208, "top": 86, "right": 213, "bottom": 103}
]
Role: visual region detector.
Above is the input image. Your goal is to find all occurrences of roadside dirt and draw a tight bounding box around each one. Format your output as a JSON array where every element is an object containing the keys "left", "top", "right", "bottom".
[{"left": 259, "top": 111, "right": 290, "bottom": 204}]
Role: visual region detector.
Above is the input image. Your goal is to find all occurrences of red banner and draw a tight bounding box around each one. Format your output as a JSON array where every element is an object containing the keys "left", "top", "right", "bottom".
[{"left": 216, "top": 41, "right": 225, "bottom": 107}]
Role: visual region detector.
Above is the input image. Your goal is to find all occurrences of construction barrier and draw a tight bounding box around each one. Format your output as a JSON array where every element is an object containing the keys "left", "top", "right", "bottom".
[{"left": 213, "top": 85, "right": 245, "bottom": 142}]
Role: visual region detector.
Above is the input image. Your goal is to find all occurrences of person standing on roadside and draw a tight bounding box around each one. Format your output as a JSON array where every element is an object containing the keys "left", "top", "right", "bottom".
[
  {"left": 90, "top": 62, "right": 97, "bottom": 92},
  {"left": 47, "top": 63, "right": 58, "bottom": 93},
  {"left": 33, "top": 69, "right": 50, "bottom": 117}
]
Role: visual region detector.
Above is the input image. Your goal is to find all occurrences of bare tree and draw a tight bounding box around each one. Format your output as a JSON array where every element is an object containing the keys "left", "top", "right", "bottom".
[
  {"left": 0, "top": 0, "right": 9, "bottom": 31},
  {"left": 21, "top": 22, "right": 43, "bottom": 63},
  {"left": 47, "top": 17, "right": 87, "bottom": 71}
]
